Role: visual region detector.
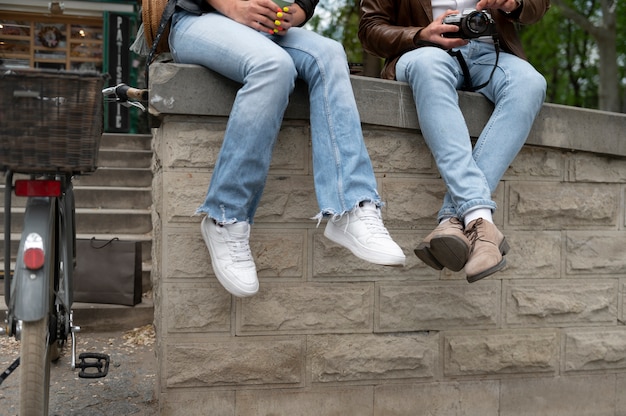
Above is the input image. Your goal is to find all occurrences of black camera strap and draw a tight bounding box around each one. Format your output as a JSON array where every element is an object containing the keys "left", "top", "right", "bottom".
[{"left": 448, "top": 35, "right": 501, "bottom": 92}]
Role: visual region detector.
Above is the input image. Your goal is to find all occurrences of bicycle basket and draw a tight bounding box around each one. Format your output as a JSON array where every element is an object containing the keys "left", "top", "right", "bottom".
[{"left": 0, "top": 69, "right": 106, "bottom": 174}]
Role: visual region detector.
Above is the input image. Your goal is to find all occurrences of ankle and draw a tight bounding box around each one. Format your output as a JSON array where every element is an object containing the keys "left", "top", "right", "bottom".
[{"left": 463, "top": 208, "right": 493, "bottom": 228}]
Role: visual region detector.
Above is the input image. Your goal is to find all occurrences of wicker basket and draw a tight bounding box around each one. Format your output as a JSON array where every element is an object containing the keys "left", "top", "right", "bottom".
[{"left": 0, "top": 69, "right": 106, "bottom": 174}]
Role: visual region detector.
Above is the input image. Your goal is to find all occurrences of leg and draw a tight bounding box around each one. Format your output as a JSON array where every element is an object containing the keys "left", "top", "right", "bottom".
[
  {"left": 469, "top": 42, "right": 547, "bottom": 193},
  {"left": 169, "top": 11, "right": 298, "bottom": 296},
  {"left": 170, "top": 11, "right": 298, "bottom": 223},
  {"left": 396, "top": 46, "right": 497, "bottom": 222},
  {"left": 459, "top": 41, "right": 545, "bottom": 281},
  {"left": 276, "top": 29, "right": 405, "bottom": 266},
  {"left": 276, "top": 28, "right": 380, "bottom": 215}
]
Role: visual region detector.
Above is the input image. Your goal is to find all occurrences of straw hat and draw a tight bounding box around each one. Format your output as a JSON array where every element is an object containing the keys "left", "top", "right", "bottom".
[{"left": 142, "top": 0, "right": 170, "bottom": 54}]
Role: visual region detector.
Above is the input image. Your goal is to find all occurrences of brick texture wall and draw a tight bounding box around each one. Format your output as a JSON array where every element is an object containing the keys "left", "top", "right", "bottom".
[{"left": 150, "top": 63, "right": 626, "bottom": 416}]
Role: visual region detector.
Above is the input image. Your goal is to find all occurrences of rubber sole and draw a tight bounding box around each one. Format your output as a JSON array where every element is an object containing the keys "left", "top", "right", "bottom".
[{"left": 414, "top": 235, "right": 469, "bottom": 272}]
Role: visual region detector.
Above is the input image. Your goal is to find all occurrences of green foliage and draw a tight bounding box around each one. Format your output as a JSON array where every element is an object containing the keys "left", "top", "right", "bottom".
[
  {"left": 521, "top": 7, "right": 599, "bottom": 108},
  {"left": 308, "top": 0, "right": 362, "bottom": 63}
]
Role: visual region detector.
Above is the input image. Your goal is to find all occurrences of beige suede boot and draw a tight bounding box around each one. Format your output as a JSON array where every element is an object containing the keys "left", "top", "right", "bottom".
[
  {"left": 414, "top": 217, "right": 470, "bottom": 272},
  {"left": 464, "top": 218, "right": 510, "bottom": 282}
]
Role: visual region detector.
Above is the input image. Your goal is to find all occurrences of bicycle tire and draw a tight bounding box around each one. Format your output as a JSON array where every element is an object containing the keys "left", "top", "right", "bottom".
[
  {"left": 17, "top": 194, "right": 60, "bottom": 415},
  {"left": 19, "top": 317, "right": 53, "bottom": 415}
]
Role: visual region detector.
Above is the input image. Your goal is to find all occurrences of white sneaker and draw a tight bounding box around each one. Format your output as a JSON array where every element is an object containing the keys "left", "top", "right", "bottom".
[
  {"left": 324, "top": 202, "right": 406, "bottom": 266},
  {"left": 200, "top": 217, "right": 259, "bottom": 297}
]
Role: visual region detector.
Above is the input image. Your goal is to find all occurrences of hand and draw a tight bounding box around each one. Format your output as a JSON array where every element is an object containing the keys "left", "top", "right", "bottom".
[
  {"left": 223, "top": 0, "right": 287, "bottom": 34},
  {"left": 416, "top": 10, "right": 469, "bottom": 48},
  {"left": 476, "top": 0, "right": 520, "bottom": 13},
  {"left": 270, "top": 2, "right": 306, "bottom": 36}
]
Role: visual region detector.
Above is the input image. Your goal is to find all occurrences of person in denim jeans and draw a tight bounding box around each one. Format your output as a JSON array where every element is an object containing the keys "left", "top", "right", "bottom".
[
  {"left": 359, "top": 0, "right": 549, "bottom": 282},
  {"left": 168, "top": 0, "right": 405, "bottom": 297}
]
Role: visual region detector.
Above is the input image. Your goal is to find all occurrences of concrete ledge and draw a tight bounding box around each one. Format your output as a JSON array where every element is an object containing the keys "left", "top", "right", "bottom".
[{"left": 149, "top": 62, "right": 626, "bottom": 158}]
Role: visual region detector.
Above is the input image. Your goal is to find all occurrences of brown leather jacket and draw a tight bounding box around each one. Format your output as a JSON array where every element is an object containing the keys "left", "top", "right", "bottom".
[{"left": 358, "top": 0, "right": 550, "bottom": 80}]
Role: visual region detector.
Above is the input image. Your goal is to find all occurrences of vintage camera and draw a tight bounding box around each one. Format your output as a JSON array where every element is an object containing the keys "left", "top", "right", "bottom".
[{"left": 442, "top": 9, "right": 497, "bottom": 39}]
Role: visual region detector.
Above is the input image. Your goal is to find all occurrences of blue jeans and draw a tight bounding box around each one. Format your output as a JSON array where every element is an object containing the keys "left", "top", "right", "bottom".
[
  {"left": 396, "top": 41, "right": 546, "bottom": 222},
  {"left": 169, "top": 10, "right": 380, "bottom": 224}
]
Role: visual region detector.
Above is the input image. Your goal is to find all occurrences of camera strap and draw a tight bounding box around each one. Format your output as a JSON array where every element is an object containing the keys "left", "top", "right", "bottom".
[{"left": 448, "top": 35, "right": 501, "bottom": 92}]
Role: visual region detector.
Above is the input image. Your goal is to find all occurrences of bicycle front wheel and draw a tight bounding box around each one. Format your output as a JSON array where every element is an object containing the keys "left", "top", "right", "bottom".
[{"left": 19, "top": 316, "right": 53, "bottom": 415}]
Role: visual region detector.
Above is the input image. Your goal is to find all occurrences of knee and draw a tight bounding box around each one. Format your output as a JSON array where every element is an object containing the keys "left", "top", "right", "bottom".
[
  {"left": 512, "top": 68, "right": 547, "bottom": 99},
  {"left": 250, "top": 50, "right": 297, "bottom": 85},
  {"left": 323, "top": 38, "right": 348, "bottom": 61},
  {"left": 400, "top": 47, "right": 455, "bottom": 80}
]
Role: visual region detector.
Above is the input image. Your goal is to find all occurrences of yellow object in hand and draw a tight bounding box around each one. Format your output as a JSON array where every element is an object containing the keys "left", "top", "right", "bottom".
[{"left": 274, "top": 19, "right": 282, "bottom": 26}]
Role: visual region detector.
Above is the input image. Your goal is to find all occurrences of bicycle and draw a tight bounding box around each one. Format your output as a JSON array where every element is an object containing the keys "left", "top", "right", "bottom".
[{"left": 0, "top": 68, "right": 111, "bottom": 415}]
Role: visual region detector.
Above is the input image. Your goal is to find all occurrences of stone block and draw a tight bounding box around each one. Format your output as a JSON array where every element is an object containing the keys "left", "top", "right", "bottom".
[
  {"left": 505, "top": 146, "right": 564, "bottom": 181},
  {"left": 497, "top": 231, "right": 561, "bottom": 279},
  {"left": 163, "top": 281, "right": 231, "bottom": 333},
  {"left": 500, "top": 375, "right": 616, "bottom": 416},
  {"left": 566, "top": 232, "right": 626, "bottom": 275},
  {"left": 362, "top": 127, "right": 435, "bottom": 174},
  {"left": 564, "top": 328, "right": 626, "bottom": 372},
  {"left": 379, "top": 178, "right": 447, "bottom": 229},
  {"left": 255, "top": 175, "right": 318, "bottom": 222},
  {"left": 236, "top": 387, "right": 374, "bottom": 416},
  {"left": 163, "top": 172, "right": 210, "bottom": 223},
  {"left": 376, "top": 281, "right": 499, "bottom": 332},
  {"left": 160, "top": 390, "right": 235, "bottom": 416},
  {"left": 374, "top": 381, "right": 500, "bottom": 416},
  {"left": 508, "top": 182, "right": 619, "bottom": 228},
  {"left": 164, "top": 225, "right": 211, "bottom": 279},
  {"left": 572, "top": 153, "right": 626, "bottom": 183},
  {"left": 312, "top": 230, "right": 428, "bottom": 279},
  {"left": 161, "top": 119, "right": 226, "bottom": 169},
  {"left": 165, "top": 336, "right": 304, "bottom": 387},
  {"left": 308, "top": 333, "right": 438, "bottom": 383},
  {"left": 163, "top": 225, "right": 305, "bottom": 280},
  {"left": 444, "top": 330, "right": 559, "bottom": 376},
  {"left": 237, "top": 283, "right": 373, "bottom": 334},
  {"left": 505, "top": 280, "right": 617, "bottom": 327}
]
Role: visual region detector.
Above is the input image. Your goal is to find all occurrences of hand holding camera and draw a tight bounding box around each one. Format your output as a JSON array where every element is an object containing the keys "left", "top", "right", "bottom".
[{"left": 441, "top": 9, "right": 496, "bottom": 39}]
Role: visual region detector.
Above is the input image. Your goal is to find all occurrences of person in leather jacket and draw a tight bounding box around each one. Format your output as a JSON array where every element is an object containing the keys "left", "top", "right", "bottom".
[
  {"left": 359, "top": 0, "right": 550, "bottom": 282},
  {"left": 166, "top": 0, "right": 406, "bottom": 297}
]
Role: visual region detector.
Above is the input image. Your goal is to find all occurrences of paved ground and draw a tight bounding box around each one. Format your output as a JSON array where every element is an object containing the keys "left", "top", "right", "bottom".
[{"left": 0, "top": 324, "right": 158, "bottom": 416}]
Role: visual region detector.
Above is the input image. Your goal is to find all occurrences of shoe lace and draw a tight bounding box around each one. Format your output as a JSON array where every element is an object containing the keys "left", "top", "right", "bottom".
[
  {"left": 352, "top": 204, "right": 391, "bottom": 237},
  {"left": 225, "top": 233, "right": 253, "bottom": 263},
  {"left": 464, "top": 218, "right": 487, "bottom": 252}
]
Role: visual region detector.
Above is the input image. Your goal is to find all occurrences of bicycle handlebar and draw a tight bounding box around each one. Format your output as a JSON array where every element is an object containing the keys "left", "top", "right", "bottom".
[{"left": 102, "top": 83, "right": 148, "bottom": 112}]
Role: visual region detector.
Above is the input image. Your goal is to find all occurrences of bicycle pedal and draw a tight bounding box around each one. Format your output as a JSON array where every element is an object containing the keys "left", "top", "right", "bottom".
[{"left": 77, "top": 352, "right": 110, "bottom": 379}]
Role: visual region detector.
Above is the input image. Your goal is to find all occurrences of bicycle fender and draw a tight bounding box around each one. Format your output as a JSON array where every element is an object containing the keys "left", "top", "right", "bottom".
[{"left": 13, "top": 198, "right": 55, "bottom": 322}]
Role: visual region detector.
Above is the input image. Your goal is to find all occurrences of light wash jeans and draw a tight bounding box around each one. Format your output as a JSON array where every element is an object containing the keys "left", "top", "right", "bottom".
[
  {"left": 169, "top": 10, "right": 380, "bottom": 224},
  {"left": 396, "top": 41, "right": 546, "bottom": 222}
]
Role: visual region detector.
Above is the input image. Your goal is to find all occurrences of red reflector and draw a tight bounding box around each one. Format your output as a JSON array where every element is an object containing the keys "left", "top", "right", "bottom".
[
  {"left": 15, "top": 180, "right": 61, "bottom": 197},
  {"left": 24, "top": 247, "right": 45, "bottom": 270}
]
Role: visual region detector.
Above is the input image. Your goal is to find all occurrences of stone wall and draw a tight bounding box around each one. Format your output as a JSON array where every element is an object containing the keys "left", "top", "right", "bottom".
[{"left": 149, "top": 63, "right": 626, "bottom": 416}]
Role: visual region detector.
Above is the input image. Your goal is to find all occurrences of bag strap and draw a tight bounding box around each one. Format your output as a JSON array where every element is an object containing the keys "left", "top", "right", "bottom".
[
  {"left": 145, "top": 0, "right": 178, "bottom": 85},
  {"left": 448, "top": 36, "right": 501, "bottom": 92},
  {"left": 90, "top": 237, "right": 120, "bottom": 249}
]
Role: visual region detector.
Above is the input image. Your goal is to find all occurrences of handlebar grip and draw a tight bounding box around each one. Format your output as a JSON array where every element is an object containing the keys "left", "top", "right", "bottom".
[
  {"left": 125, "top": 87, "right": 148, "bottom": 101},
  {"left": 102, "top": 84, "right": 148, "bottom": 101}
]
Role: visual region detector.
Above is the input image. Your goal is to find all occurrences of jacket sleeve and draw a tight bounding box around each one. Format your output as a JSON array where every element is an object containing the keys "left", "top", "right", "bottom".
[
  {"left": 358, "top": 0, "right": 422, "bottom": 59},
  {"left": 294, "top": 0, "right": 320, "bottom": 24}
]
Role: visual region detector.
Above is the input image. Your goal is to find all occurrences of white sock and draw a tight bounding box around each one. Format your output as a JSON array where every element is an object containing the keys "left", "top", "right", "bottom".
[{"left": 463, "top": 208, "right": 493, "bottom": 227}]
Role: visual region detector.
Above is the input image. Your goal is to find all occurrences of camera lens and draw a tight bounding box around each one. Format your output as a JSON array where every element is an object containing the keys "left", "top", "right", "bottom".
[{"left": 465, "top": 11, "right": 489, "bottom": 34}]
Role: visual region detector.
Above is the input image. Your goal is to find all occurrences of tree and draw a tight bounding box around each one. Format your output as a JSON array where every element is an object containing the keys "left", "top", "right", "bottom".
[{"left": 547, "top": 0, "right": 620, "bottom": 112}]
